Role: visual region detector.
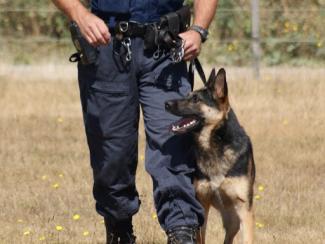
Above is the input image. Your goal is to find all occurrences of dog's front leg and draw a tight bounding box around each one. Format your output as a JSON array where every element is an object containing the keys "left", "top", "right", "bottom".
[
  {"left": 235, "top": 203, "right": 254, "bottom": 244},
  {"left": 195, "top": 179, "right": 211, "bottom": 244},
  {"left": 219, "top": 206, "right": 240, "bottom": 244},
  {"left": 197, "top": 203, "right": 210, "bottom": 244}
]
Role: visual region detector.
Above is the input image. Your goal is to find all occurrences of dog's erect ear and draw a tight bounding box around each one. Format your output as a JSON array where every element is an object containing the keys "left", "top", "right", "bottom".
[
  {"left": 207, "top": 68, "right": 216, "bottom": 87},
  {"left": 214, "top": 68, "right": 228, "bottom": 100}
]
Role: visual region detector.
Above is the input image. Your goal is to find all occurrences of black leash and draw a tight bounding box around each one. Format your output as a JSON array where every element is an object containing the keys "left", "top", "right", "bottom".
[{"left": 189, "top": 58, "right": 207, "bottom": 91}]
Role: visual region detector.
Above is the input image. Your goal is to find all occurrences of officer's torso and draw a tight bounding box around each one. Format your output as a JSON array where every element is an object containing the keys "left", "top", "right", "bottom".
[{"left": 91, "top": 0, "right": 184, "bottom": 23}]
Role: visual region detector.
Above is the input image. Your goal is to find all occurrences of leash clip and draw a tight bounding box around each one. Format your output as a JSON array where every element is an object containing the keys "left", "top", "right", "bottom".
[
  {"left": 170, "top": 39, "right": 185, "bottom": 63},
  {"left": 153, "top": 45, "right": 163, "bottom": 59},
  {"left": 122, "top": 37, "right": 132, "bottom": 62}
]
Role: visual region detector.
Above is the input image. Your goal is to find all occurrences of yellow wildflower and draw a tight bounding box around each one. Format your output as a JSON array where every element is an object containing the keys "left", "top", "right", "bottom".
[
  {"left": 317, "top": 41, "right": 323, "bottom": 48},
  {"left": 258, "top": 185, "right": 264, "bottom": 192},
  {"left": 227, "top": 43, "right": 235, "bottom": 52},
  {"left": 55, "top": 225, "right": 63, "bottom": 231},
  {"left": 52, "top": 183, "right": 60, "bottom": 189},
  {"left": 73, "top": 214, "right": 80, "bottom": 220},
  {"left": 23, "top": 230, "right": 31, "bottom": 236},
  {"left": 256, "top": 222, "right": 265, "bottom": 228},
  {"left": 39, "top": 236, "right": 46, "bottom": 241},
  {"left": 41, "top": 175, "right": 48, "bottom": 180},
  {"left": 140, "top": 155, "right": 145, "bottom": 161},
  {"left": 254, "top": 195, "right": 261, "bottom": 200}
]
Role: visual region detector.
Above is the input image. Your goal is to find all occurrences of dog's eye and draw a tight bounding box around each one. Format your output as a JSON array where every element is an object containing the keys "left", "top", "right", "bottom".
[{"left": 192, "top": 94, "right": 199, "bottom": 103}]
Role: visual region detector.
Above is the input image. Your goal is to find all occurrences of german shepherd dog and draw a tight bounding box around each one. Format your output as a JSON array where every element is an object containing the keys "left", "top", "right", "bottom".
[{"left": 165, "top": 68, "right": 255, "bottom": 244}]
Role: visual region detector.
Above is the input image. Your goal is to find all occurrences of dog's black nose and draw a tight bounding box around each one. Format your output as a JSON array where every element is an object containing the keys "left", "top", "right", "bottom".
[{"left": 165, "top": 101, "right": 173, "bottom": 111}]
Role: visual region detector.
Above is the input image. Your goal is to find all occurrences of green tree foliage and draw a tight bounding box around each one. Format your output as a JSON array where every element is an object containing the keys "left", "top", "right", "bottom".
[{"left": 0, "top": 1, "right": 64, "bottom": 38}]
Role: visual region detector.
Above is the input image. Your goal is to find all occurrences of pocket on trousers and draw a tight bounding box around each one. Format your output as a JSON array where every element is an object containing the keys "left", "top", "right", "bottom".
[
  {"left": 86, "top": 82, "right": 130, "bottom": 138},
  {"left": 94, "top": 45, "right": 132, "bottom": 93},
  {"left": 79, "top": 43, "right": 136, "bottom": 138}
]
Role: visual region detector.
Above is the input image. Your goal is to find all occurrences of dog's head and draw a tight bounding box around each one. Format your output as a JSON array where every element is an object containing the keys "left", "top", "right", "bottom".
[{"left": 165, "top": 68, "right": 230, "bottom": 134}]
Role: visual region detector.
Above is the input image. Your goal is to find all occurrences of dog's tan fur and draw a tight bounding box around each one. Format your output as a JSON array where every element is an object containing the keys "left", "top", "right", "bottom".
[{"left": 195, "top": 158, "right": 255, "bottom": 244}]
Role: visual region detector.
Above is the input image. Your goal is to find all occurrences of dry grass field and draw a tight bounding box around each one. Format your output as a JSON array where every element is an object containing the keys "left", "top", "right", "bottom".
[{"left": 0, "top": 64, "right": 324, "bottom": 243}]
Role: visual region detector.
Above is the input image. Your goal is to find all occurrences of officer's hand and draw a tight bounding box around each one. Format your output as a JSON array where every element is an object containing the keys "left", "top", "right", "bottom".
[
  {"left": 74, "top": 7, "right": 111, "bottom": 46},
  {"left": 179, "top": 30, "right": 202, "bottom": 61}
]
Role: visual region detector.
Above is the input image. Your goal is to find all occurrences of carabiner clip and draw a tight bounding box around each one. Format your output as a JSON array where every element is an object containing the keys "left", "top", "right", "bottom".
[{"left": 122, "top": 37, "right": 132, "bottom": 62}]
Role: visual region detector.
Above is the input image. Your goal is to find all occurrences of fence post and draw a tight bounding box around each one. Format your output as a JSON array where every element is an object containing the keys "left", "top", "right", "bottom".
[{"left": 251, "top": 0, "right": 261, "bottom": 79}]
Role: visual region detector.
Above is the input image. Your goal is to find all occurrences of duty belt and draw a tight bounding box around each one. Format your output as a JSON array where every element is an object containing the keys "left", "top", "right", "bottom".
[
  {"left": 112, "top": 5, "right": 190, "bottom": 62},
  {"left": 112, "top": 21, "right": 147, "bottom": 40},
  {"left": 113, "top": 20, "right": 186, "bottom": 63},
  {"left": 69, "top": 6, "right": 190, "bottom": 64}
]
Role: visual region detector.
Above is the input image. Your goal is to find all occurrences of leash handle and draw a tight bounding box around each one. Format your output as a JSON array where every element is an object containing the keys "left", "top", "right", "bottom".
[{"left": 189, "top": 58, "right": 207, "bottom": 90}]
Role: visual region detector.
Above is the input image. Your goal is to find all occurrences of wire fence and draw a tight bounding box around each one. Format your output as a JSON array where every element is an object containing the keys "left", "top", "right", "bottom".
[
  {"left": 1, "top": 8, "right": 325, "bottom": 12},
  {"left": 1, "top": 8, "right": 323, "bottom": 42},
  {"left": 1, "top": 36, "right": 321, "bottom": 44},
  {"left": 1, "top": 6, "right": 324, "bottom": 74}
]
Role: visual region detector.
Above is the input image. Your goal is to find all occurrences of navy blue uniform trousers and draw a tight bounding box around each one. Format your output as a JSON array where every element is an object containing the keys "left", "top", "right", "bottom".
[{"left": 78, "top": 37, "right": 204, "bottom": 230}]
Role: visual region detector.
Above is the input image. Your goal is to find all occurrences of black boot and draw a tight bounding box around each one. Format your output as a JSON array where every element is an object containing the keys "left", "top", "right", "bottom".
[
  {"left": 167, "top": 226, "right": 198, "bottom": 244},
  {"left": 119, "top": 233, "right": 136, "bottom": 244},
  {"left": 104, "top": 218, "right": 136, "bottom": 244},
  {"left": 106, "top": 231, "right": 119, "bottom": 244}
]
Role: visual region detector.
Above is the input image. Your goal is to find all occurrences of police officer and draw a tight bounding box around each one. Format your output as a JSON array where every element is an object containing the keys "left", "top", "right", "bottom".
[{"left": 52, "top": 0, "right": 218, "bottom": 243}]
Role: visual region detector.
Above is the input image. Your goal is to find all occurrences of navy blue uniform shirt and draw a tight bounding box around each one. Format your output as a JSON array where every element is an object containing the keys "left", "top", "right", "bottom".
[{"left": 91, "top": 0, "right": 184, "bottom": 26}]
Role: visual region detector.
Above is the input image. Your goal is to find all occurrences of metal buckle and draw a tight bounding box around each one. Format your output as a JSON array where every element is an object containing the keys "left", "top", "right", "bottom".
[{"left": 119, "top": 21, "right": 129, "bottom": 33}]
